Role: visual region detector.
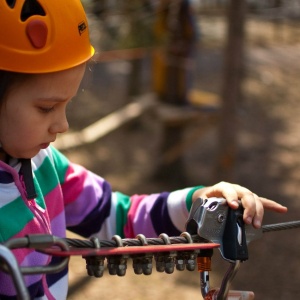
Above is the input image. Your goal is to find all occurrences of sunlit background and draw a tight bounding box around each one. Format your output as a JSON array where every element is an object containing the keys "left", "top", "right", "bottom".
[{"left": 60, "top": 1, "right": 300, "bottom": 299}]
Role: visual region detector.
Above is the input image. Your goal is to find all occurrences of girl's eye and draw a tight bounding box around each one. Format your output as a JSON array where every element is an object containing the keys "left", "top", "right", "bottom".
[{"left": 39, "top": 107, "right": 55, "bottom": 113}]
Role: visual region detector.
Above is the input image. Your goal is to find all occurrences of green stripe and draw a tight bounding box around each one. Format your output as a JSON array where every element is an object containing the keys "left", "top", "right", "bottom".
[
  {"left": 186, "top": 186, "right": 204, "bottom": 211},
  {"left": 50, "top": 146, "right": 69, "bottom": 183},
  {"left": 34, "top": 157, "right": 58, "bottom": 202},
  {"left": 34, "top": 180, "right": 46, "bottom": 209},
  {"left": 0, "top": 197, "right": 34, "bottom": 242},
  {"left": 115, "top": 192, "right": 131, "bottom": 237},
  {"left": 0, "top": 147, "right": 69, "bottom": 242},
  {"left": 34, "top": 148, "right": 68, "bottom": 202}
]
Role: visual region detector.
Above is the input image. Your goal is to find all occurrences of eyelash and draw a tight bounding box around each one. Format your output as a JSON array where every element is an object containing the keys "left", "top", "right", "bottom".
[{"left": 39, "top": 107, "right": 55, "bottom": 113}]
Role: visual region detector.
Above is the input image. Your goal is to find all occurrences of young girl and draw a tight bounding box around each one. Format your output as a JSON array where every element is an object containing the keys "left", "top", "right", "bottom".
[{"left": 0, "top": 0, "right": 287, "bottom": 299}]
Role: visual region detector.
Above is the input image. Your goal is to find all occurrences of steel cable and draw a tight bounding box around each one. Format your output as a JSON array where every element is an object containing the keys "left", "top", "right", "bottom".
[
  {"left": 64, "top": 220, "right": 300, "bottom": 249},
  {"left": 262, "top": 220, "right": 300, "bottom": 233},
  {"left": 64, "top": 234, "right": 205, "bottom": 249}
]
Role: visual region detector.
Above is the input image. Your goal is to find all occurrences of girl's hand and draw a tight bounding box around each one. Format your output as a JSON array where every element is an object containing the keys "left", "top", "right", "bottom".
[{"left": 192, "top": 181, "right": 288, "bottom": 228}]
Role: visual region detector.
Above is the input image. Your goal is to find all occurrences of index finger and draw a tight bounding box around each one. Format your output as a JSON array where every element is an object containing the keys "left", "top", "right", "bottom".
[{"left": 259, "top": 197, "right": 288, "bottom": 213}]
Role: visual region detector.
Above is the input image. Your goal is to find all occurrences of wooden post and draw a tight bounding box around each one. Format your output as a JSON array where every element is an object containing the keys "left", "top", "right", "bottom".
[
  {"left": 214, "top": 0, "right": 247, "bottom": 181},
  {"left": 153, "top": 0, "right": 200, "bottom": 183}
]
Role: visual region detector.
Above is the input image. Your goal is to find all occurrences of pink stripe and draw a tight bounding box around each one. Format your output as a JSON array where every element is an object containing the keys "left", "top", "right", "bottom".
[
  {"left": 124, "top": 194, "right": 146, "bottom": 237},
  {"left": 62, "top": 163, "right": 88, "bottom": 206},
  {"left": 125, "top": 194, "right": 159, "bottom": 238},
  {"left": 44, "top": 185, "right": 64, "bottom": 219},
  {"left": 7, "top": 190, "right": 64, "bottom": 264},
  {"left": 10, "top": 219, "right": 47, "bottom": 263}
]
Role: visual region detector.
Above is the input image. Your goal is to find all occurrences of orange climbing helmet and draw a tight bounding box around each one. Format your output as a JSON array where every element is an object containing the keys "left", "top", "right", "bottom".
[{"left": 0, "top": 0, "right": 94, "bottom": 73}]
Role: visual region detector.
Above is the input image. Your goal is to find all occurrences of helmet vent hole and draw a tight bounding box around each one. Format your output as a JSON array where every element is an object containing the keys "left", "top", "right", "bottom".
[
  {"left": 21, "top": 0, "right": 46, "bottom": 22},
  {"left": 6, "top": 0, "right": 16, "bottom": 8}
]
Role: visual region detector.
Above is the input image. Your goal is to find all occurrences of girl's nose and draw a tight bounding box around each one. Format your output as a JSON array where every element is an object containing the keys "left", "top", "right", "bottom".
[{"left": 49, "top": 115, "right": 69, "bottom": 134}]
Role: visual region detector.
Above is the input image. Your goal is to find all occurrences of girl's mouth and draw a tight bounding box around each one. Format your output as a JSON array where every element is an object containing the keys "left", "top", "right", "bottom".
[{"left": 40, "top": 143, "right": 50, "bottom": 149}]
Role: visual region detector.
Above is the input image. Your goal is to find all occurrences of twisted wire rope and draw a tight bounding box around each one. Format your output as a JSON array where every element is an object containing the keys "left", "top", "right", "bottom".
[
  {"left": 63, "top": 221, "right": 300, "bottom": 249},
  {"left": 64, "top": 235, "right": 205, "bottom": 249}
]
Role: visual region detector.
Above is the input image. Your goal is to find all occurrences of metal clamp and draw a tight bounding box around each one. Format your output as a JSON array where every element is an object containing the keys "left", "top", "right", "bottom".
[{"left": 186, "top": 197, "right": 249, "bottom": 262}]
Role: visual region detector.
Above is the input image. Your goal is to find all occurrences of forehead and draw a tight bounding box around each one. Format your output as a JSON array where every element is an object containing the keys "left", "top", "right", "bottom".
[
  {"left": 30, "top": 64, "right": 86, "bottom": 86},
  {"left": 8, "top": 64, "right": 86, "bottom": 100}
]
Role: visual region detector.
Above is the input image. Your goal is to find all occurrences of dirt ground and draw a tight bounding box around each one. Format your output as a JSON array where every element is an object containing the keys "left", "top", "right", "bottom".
[{"left": 55, "top": 12, "right": 300, "bottom": 300}]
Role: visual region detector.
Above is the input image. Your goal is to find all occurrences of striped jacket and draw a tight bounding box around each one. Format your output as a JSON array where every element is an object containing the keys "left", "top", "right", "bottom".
[{"left": 0, "top": 146, "right": 199, "bottom": 299}]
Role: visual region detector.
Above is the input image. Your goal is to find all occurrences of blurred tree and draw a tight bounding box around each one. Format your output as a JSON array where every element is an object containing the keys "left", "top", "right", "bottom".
[
  {"left": 152, "top": 0, "right": 200, "bottom": 183},
  {"left": 119, "top": 0, "right": 156, "bottom": 49},
  {"left": 92, "top": 1, "right": 156, "bottom": 98},
  {"left": 214, "top": 0, "right": 247, "bottom": 181},
  {"left": 119, "top": 1, "right": 156, "bottom": 97},
  {"left": 92, "top": 0, "right": 106, "bottom": 17},
  {"left": 153, "top": 0, "right": 200, "bottom": 105}
]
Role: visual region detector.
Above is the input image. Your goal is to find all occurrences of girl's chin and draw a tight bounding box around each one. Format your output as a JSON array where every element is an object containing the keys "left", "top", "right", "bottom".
[
  {"left": 0, "top": 144, "right": 48, "bottom": 160},
  {"left": 16, "top": 149, "right": 43, "bottom": 159}
]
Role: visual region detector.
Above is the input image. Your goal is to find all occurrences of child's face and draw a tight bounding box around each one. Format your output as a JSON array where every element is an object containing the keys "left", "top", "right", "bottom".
[{"left": 0, "top": 63, "right": 86, "bottom": 159}]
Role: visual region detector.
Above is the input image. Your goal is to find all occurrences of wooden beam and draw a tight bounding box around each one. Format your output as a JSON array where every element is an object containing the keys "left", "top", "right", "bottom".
[{"left": 54, "top": 93, "right": 157, "bottom": 151}]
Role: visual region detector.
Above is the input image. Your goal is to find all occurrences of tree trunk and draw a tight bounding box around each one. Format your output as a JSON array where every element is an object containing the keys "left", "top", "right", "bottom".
[{"left": 214, "top": 0, "right": 247, "bottom": 182}]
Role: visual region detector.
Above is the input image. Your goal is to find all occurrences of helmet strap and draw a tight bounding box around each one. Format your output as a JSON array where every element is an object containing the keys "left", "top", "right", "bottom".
[{"left": 20, "top": 159, "right": 37, "bottom": 200}]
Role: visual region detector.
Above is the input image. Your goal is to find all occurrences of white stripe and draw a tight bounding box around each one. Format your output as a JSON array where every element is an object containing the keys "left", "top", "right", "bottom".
[
  {"left": 31, "top": 149, "right": 51, "bottom": 171},
  {"left": 92, "top": 192, "right": 117, "bottom": 239},
  {"left": 0, "top": 183, "right": 22, "bottom": 208},
  {"left": 167, "top": 188, "right": 192, "bottom": 232},
  {"left": 48, "top": 274, "right": 68, "bottom": 300}
]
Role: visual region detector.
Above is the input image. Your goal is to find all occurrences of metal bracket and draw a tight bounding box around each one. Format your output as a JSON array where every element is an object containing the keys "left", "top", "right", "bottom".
[{"left": 186, "top": 197, "right": 249, "bottom": 263}]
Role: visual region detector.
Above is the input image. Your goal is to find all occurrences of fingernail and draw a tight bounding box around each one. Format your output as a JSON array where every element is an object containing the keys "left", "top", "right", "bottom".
[
  {"left": 254, "top": 219, "right": 261, "bottom": 228},
  {"left": 231, "top": 200, "right": 239, "bottom": 208},
  {"left": 245, "top": 217, "right": 252, "bottom": 224}
]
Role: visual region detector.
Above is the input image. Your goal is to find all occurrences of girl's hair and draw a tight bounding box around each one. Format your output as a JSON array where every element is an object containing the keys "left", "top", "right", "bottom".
[{"left": 0, "top": 71, "right": 29, "bottom": 104}]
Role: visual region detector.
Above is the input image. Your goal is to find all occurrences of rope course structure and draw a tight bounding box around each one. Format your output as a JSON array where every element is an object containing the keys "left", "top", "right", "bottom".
[{"left": 1, "top": 198, "right": 300, "bottom": 300}]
